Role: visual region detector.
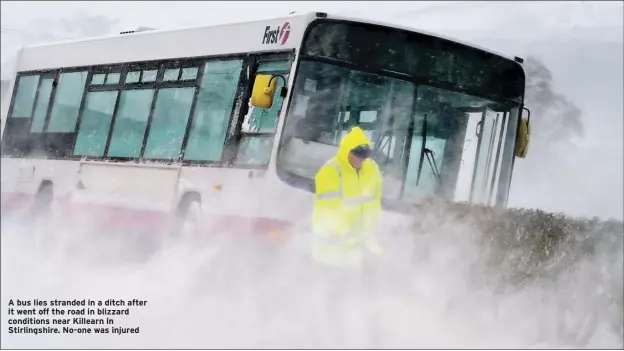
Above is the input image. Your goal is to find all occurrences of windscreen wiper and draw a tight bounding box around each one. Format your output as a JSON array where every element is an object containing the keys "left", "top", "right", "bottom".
[
  {"left": 415, "top": 114, "right": 428, "bottom": 186},
  {"left": 415, "top": 114, "right": 441, "bottom": 186},
  {"left": 424, "top": 148, "right": 441, "bottom": 183}
]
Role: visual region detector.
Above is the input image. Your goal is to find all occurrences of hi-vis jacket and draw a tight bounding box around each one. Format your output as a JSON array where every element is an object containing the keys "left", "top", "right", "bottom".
[{"left": 312, "top": 127, "right": 383, "bottom": 267}]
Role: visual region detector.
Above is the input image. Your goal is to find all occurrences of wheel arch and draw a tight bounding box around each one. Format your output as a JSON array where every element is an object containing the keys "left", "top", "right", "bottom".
[{"left": 175, "top": 191, "right": 202, "bottom": 216}]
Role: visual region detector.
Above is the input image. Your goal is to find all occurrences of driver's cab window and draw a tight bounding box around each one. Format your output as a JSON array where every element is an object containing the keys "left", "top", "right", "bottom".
[
  {"left": 333, "top": 73, "right": 416, "bottom": 199},
  {"left": 280, "top": 61, "right": 416, "bottom": 198},
  {"left": 401, "top": 86, "right": 507, "bottom": 205},
  {"left": 235, "top": 60, "right": 291, "bottom": 166}
]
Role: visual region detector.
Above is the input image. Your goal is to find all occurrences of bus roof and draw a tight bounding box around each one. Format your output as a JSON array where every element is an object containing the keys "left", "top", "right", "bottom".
[
  {"left": 16, "top": 12, "right": 518, "bottom": 72},
  {"left": 22, "top": 12, "right": 315, "bottom": 50},
  {"left": 327, "top": 13, "right": 517, "bottom": 62}
]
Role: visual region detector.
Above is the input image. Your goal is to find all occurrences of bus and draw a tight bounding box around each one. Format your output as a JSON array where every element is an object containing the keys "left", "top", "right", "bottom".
[{"left": 0, "top": 12, "right": 531, "bottom": 238}]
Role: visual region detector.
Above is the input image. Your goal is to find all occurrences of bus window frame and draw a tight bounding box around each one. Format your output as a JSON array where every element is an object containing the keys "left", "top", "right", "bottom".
[
  {"left": 222, "top": 53, "right": 295, "bottom": 170},
  {"left": 1, "top": 50, "right": 296, "bottom": 171}
]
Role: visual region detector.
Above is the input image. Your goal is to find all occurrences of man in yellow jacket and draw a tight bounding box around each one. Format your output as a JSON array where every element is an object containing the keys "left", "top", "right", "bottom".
[
  {"left": 312, "top": 126, "right": 384, "bottom": 267},
  {"left": 312, "top": 126, "right": 384, "bottom": 346}
]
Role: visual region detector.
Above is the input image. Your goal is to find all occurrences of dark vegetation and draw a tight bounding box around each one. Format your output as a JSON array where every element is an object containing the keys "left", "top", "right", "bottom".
[{"left": 410, "top": 199, "right": 623, "bottom": 346}]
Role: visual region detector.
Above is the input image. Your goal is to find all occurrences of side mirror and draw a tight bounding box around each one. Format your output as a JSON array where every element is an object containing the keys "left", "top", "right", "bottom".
[
  {"left": 250, "top": 74, "right": 277, "bottom": 109},
  {"left": 515, "top": 107, "right": 531, "bottom": 158}
]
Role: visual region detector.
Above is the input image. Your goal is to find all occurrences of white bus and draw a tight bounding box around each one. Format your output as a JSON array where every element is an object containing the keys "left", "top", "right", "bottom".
[{"left": 0, "top": 12, "right": 530, "bottom": 237}]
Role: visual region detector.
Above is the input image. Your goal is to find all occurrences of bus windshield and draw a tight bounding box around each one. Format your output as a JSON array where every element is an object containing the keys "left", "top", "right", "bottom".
[{"left": 276, "top": 20, "right": 524, "bottom": 207}]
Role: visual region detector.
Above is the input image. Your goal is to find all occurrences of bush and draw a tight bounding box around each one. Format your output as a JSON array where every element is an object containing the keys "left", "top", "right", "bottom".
[{"left": 407, "top": 200, "right": 623, "bottom": 345}]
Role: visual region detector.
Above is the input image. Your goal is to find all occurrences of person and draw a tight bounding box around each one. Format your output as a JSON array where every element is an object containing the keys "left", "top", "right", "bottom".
[
  {"left": 312, "top": 126, "right": 384, "bottom": 267},
  {"left": 311, "top": 126, "right": 384, "bottom": 347}
]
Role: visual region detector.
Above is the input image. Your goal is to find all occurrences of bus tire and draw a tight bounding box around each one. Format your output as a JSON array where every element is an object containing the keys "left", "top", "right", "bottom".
[
  {"left": 32, "top": 182, "right": 53, "bottom": 220},
  {"left": 171, "top": 194, "right": 202, "bottom": 240}
]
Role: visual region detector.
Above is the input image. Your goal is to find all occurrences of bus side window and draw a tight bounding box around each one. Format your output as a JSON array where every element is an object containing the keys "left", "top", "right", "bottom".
[
  {"left": 73, "top": 91, "right": 118, "bottom": 157},
  {"left": 1, "top": 74, "right": 40, "bottom": 157},
  {"left": 235, "top": 60, "right": 291, "bottom": 167},
  {"left": 10, "top": 75, "right": 40, "bottom": 118},
  {"left": 183, "top": 59, "right": 244, "bottom": 162},
  {"left": 106, "top": 89, "right": 155, "bottom": 158},
  {"left": 30, "top": 78, "right": 54, "bottom": 133},
  {"left": 143, "top": 87, "right": 195, "bottom": 160},
  {"left": 46, "top": 71, "right": 88, "bottom": 133}
]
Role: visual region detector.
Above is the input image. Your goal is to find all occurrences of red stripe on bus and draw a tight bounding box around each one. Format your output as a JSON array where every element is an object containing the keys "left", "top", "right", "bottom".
[
  {"left": 1, "top": 192, "right": 33, "bottom": 213},
  {"left": 1, "top": 192, "right": 294, "bottom": 236},
  {"left": 64, "top": 202, "right": 168, "bottom": 232}
]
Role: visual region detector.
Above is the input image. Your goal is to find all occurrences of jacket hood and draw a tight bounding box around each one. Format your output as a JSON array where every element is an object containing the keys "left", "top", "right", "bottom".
[{"left": 337, "top": 126, "right": 372, "bottom": 164}]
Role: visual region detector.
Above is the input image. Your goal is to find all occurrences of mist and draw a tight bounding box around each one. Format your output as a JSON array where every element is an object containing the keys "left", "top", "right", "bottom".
[
  {"left": 1, "top": 1, "right": 623, "bottom": 349},
  {"left": 2, "top": 208, "right": 622, "bottom": 349}
]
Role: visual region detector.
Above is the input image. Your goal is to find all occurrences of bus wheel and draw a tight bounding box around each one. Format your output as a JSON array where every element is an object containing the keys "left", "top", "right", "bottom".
[
  {"left": 31, "top": 183, "right": 54, "bottom": 222},
  {"left": 172, "top": 197, "right": 202, "bottom": 241}
]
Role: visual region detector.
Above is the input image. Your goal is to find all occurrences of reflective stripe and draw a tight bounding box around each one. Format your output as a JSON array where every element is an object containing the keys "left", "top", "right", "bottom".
[
  {"left": 317, "top": 191, "right": 341, "bottom": 200},
  {"left": 327, "top": 161, "right": 341, "bottom": 175},
  {"left": 322, "top": 160, "right": 378, "bottom": 207},
  {"left": 326, "top": 161, "right": 343, "bottom": 197},
  {"left": 342, "top": 195, "right": 375, "bottom": 207},
  {"left": 320, "top": 161, "right": 344, "bottom": 199}
]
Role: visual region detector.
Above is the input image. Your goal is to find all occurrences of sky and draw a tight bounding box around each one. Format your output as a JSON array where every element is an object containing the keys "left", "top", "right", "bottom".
[{"left": 0, "top": 0, "right": 622, "bottom": 219}]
